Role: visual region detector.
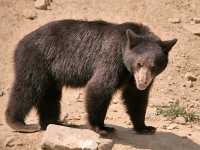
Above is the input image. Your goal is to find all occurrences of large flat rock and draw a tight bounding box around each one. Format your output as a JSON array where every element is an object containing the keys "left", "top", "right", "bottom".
[{"left": 40, "top": 124, "right": 113, "bottom": 150}]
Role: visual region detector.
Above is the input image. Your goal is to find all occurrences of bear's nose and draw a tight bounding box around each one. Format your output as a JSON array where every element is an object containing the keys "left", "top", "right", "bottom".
[{"left": 137, "top": 62, "right": 144, "bottom": 68}]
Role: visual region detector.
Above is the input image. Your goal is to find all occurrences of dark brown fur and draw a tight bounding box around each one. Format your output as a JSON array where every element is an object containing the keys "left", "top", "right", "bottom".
[{"left": 5, "top": 19, "right": 177, "bottom": 135}]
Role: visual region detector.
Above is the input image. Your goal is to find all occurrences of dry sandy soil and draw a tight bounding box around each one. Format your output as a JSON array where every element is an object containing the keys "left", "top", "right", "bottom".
[{"left": 0, "top": 0, "right": 200, "bottom": 149}]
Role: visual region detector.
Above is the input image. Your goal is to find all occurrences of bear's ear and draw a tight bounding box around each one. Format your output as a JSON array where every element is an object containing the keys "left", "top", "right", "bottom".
[
  {"left": 159, "top": 38, "right": 177, "bottom": 54},
  {"left": 126, "top": 29, "right": 142, "bottom": 48}
]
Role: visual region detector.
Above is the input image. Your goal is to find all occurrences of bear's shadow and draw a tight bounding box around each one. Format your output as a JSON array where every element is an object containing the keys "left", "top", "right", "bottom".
[
  {"left": 111, "top": 125, "right": 200, "bottom": 150},
  {"left": 72, "top": 124, "right": 200, "bottom": 150}
]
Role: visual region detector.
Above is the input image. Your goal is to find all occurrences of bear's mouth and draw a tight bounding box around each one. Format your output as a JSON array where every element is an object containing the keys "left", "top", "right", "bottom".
[{"left": 134, "top": 67, "right": 154, "bottom": 90}]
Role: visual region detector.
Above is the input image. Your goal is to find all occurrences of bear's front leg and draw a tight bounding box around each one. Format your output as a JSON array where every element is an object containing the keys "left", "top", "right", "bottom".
[
  {"left": 85, "top": 69, "right": 118, "bottom": 136},
  {"left": 122, "top": 82, "right": 156, "bottom": 134}
]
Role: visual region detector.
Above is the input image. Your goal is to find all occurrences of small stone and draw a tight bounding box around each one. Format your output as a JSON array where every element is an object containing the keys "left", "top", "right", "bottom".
[
  {"left": 126, "top": 121, "right": 132, "bottom": 126},
  {"left": 188, "top": 133, "right": 192, "bottom": 136},
  {"left": 194, "top": 125, "right": 200, "bottom": 131},
  {"left": 0, "top": 91, "right": 5, "bottom": 97},
  {"left": 181, "top": 136, "right": 188, "bottom": 139},
  {"left": 4, "top": 136, "right": 23, "bottom": 147},
  {"left": 174, "top": 116, "right": 186, "bottom": 125},
  {"left": 190, "top": 20, "right": 196, "bottom": 25},
  {"left": 98, "top": 138, "right": 113, "bottom": 150},
  {"left": 168, "top": 17, "right": 181, "bottom": 24},
  {"left": 112, "top": 100, "right": 118, "bottom": 104},
  {"left": 35, "top": 0, "right": 51, "bottom": 10},
  {"left": 183, "top": 24, "right": 200, "bottom": 35},
  {"left": 192, "top": 17, "right": 200, "bottom": 24},
  {"left": 167, "top": 123, "right": 178, "bottom": 130},
  {"left": 182, "top": 81, "right": 194, "bottom": 88},
  {"left": 112, "top": 109, "right": 118, "bottom": 112},
  {"left": 76, "top": 93, "right": 84, "bottom": 102},
  {"left": 62, "top": 113, "right": 69, "bottom": 123},
  {"left": 188, "top": 81, "right": 193, "bottom": 88},
  {"left": 22, "top": 9, "right": 37, "bottom": 20},
  {"left": 4, "top": 137, "right": 16, "bottom": 147},
  {"left": 63, "top": 113, "right": 69, "bottom": 119},
  {"left": 162, "top": 125, "right": 167, "bottom": 129},
  {"left": 73, "top": 116, "right": 81, "bottom": 120},
  {"left": 185, "top": 72, "right": 197, "bottom": 81},
  {"left": 41, "top": 124, "right": 114, "bottom": 150}
]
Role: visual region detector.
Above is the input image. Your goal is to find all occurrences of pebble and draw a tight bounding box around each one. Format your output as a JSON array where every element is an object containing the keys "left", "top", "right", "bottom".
[
  {"left": 76, "top": 92, "right": 84, "bottom": 102},
  {"left": 4, "top": 136, "right": 23, "bottom": 147},
  {"left": 0, "top": 91, "right": 5, "bottom": 97},
  {"left": 23, "top": 9, "right": 37, "bottom": 20},
  {"left": 73, "top": 116, "right": 81, "bottom": 120},
  {"left": 183, "top": 24, "right": 200, "bottom": 35},
  {"left": 185, "top": 72, "right": 197, "bottom": 81},
  {"left": 174, "top": 116, "right": 186, "bottom": 125},
  {"left": 62, "top": 113, "right": 69, "bottom": 123},
  {"left": 188, "top": 133, "right": 192, "bottom": 136},
  {"left": 192, "top": 17, "right": 200, "bottom": 24},
  {"left": 181, "top": 136, "right": 188, "bottom": 139},
  {"left": 112, "top": 109, "right": 118, "bottom": 112},
  {"left": 98, "top": 138, "right": 114, "bottom": 150},
  {"left": 126, "top": 121, "right": 132, "bottom": 126},
  {"left": 183, "top": 81, "right": 194, "bottom": 88},
  {"left": 162, "top": 125, "right": 167, "bottom": 129},
  {"left": 167, "top": 123, "right": 178, "bottom": 130},
  {"left": 35, "top": 0, "right": 51, "bottom": 10},
  {"left": 112, "top": 100, "right": 118, "bottom": 104},
  {"left": 168, "top": 17, "right": 181, "bottom": 24}
]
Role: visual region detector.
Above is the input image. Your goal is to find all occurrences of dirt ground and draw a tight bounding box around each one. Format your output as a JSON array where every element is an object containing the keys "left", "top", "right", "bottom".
[{"left": 0, "top": 0, "right": 200, "bottom": 150}]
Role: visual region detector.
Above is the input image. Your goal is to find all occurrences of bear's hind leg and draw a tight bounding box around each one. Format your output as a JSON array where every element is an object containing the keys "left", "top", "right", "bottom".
[
  {"left": 5, "top": 80, "right": 41, "bottom": 133},
  {"left": 36, "top": 83, "right": 62, "bottom": 130}
]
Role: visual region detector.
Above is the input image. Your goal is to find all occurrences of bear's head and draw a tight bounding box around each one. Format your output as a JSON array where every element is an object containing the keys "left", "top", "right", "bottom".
[{"left": 123, "top": 29, "right": 177, "bottom": 90}]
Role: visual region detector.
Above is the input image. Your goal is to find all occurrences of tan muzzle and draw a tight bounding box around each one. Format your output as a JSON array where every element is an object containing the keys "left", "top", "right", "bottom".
[{"left": 134, "top": 67, "right": 153, "bottom": 90}]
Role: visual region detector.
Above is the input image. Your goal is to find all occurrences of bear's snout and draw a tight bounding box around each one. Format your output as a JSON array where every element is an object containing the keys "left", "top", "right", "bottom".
[{"left": 134, "top": 67, "right": 153, "bottom": 90}]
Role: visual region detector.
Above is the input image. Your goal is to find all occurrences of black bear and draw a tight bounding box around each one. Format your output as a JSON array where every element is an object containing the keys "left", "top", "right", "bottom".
[{"left": 5, "top": 20, "right": 177, "bottom": 135}]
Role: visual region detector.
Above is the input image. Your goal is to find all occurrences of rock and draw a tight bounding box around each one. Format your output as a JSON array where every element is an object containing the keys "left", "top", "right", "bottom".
[
  {"left": 22, "top": 9, "right": 37, "bottom": 20},
  {"left": 188, "top": 133, "right": 192, "bottom": 136},
  {"left": 185, "top": 72, "right": 197, "bottom": 81},
  {"left": 162, "top": 125, "right": 167, "bottom": 129},
  {"left": 168, "top": 17, "right": 181, "bottom": 24},
  {"left": 189, "top": 82, "right": 193, "bottom": 88},
  {"left": 76, "top": 92, "right": 84, "bottom": 102},
  {"left": 112, "top": 109, "right": 118, "bottom": 112},
  {"left": 62, "top": 113, "right": 69, "bottom": 123},
  {"left": 73, "top": 115, "right": 81, "bottom": 120},
  {"left": 112, "top": 100, "right": 118, "bottom": 104},
  {"left": 183, "top": 81, "right": 194, "bottom": 88},
  {"left": 167, "top": 123, "right": 178, "bottom": 130},
  {"left": 181, "top": 136, "right": 188, "bottom": 139},
  {"left": 35, "top": 0, "right": 51, "bottom": 10},
  {"left": 183, "top": 24, "right": 200, "bottom": 35},
  {"left": 192, "top": 17, "right": 200, "bottom": 24},
  {"left": 194, "top": 125, "right": 200, "bottom": 131},
  {"left": 4, "top": 137, "right": 16, "bottom": 147},
  {"left": 174, "top": 116, "right": 186, "bottom": 125},
  {"left": 40, "top": 124, "right": 114, "bottom": 150},
  {"left": 98, "top": 138, "right": 113, "bottom": 150},
  {"left": 124, "top": 121, "right": 132, "bottom": 126},
  {"left": 4, "top": 136, "right": 23, "bottom": 147},
  {"left": 0, "top": 90, "right": 5, "bottom": 97}
]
